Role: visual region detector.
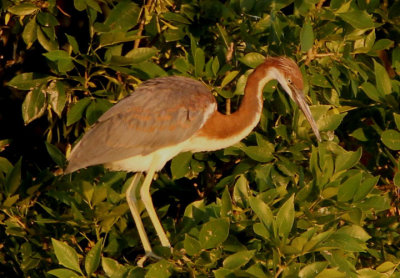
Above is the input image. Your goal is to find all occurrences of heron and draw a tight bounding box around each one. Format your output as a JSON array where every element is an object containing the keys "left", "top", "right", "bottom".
[{"left": 65, "top": 56, "right": 321, "bottom": 263}]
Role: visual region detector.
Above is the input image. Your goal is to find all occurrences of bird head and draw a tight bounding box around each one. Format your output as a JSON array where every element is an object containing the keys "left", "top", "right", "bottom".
[{"left": 264, "top": 57, "right": 321, "bottom": 141}]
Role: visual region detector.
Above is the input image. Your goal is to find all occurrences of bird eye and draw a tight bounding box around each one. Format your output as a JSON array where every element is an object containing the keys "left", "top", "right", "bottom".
[{"left": 287, "top": 78, "right": 292, "bottom": 84}]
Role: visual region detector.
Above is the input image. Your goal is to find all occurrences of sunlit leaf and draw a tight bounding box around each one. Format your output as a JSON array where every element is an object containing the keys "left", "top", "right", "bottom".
[
  {"left": 335, "top": 148, "right": 362, "bottom": 173},
  {"left": 22, "top": 85, "right": 47, "bottom": 124},
  {"left": 171, "top": 152, "right": 192, "bottom": 180},
  {"left": 276, "top": 195, "right": 295, "bottom": 238},
  {"left": 66, "top": 97, "right": 91, "bottom": 126},
  {"left": 45, "top": 142, "right": 67, "bottom": 168},
  {"left": 8, "top": 72, "right": 50, "bottom": 90},
  {"left": 85, "top": 240, "right": 102, "bottom": 277},
  {"left": 223, "top": 250, "right": 255, "bottom": 269},
  {"left": 199, "top": 218, "right": 230, "bottom": 249},
  {"left": 194, "top": 48, "right": 205, "bottom": 77},
  {"left": 8, "top": 3, "right": 39, "bottom": 15},
  {"left": 5, "top": 158, "right": 22, "bottom": 197},
  {"left": 183, "top": 234, "right": 201, "bottom": 256},
  {"left": 239, "top": 52, "right": 265, "bottom": 68},
  {"left": 374, "top": 60, "right": 392, "bottom": 96},
  {"left": 47, "top": 268, "right": 80, "bottom": 278},
  {"left": 381, "top": 129, "right": 400, "bottom": 150},
  {"left": 51, "top": 239, "right": 81, "bottom": 273},
  {"left": 300, "top": 22, "right": 314, "bottom": 52},
  {"left": 22, "top": 17, "right": 37, "bottom": 48}
]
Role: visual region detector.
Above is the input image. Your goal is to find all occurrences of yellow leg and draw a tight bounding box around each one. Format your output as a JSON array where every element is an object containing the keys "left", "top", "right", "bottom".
[
  {"left": 126, "top": 173, "right": 160, "bottom": 266},
  {"left": 140, "top": 159, "right": 172, "bottom": 249}
]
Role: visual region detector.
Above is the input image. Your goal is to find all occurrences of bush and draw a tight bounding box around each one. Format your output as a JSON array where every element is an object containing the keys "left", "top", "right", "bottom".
[{"left": 1, "top": 0, "right": 400, "bottom": 277}]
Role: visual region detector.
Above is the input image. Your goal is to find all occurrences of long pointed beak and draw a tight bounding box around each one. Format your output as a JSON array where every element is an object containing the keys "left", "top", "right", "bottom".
[{"left": 291, "top": 87, "right": 321, "bottom": 142}]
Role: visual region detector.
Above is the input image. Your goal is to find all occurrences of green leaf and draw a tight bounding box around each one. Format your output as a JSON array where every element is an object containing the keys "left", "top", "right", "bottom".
[
  {"left": 48, "top": 268, "right": 80, "bottom": 278},
  {"left": 170, "top": 152, "right": 192, "bottom": 180},
  {"left": 174, "top": 57, "right": 190, "bottom": 73},
  {"left": 299, "top": 262, "right": 328, "bottom": 278},
  {"left": 66, "top": 97, "right": 91, "bottom": 126},
  {"left": 317, "top": 112, "right": 347, "bottom": 132},
  {"left": 220, "top": 186, "right": 233, "bottom": 217},
  {"left": 300, "top": 22, "right": 314, "bottom": 52},
  {"left": 233, "top": 175, "right": 250, "bottom": 208},
  {"left": 99, "top": 31, "right": 142, "bottom": 48},
  {"left": 8, "top": 72, "right": 50, "bottom": 90},
  {"left": 125, "top": 47, "right": 158, "bottom": 63},
  {"left": 353, "top": 176, "right": 379, "bottom": 202},
  {"left": 104, "top": 1, "right": 140, "bottom": 31},
  {"left": 394, "top": 113, "right": 400, "bottom": 130},
  {"left": 8, "top": 3, "right": 39, "bottom": 15},
  {"left": 220, "top": 71, "right": 239, "bottom": 90},
  {"left": 223, "top": 250, "right": 255, "bottom": 269},
  {"left": 183, "top": 234, "right": 201, "bottom": 256},
  {"left": 374, "top": 60, "right": 392, "bottom": 96},
  {"left": 276, "top": 195, "right": 295, "bottom": 238},
  {"left": 85, "top": 99, "right": 112, "bottom": 125},
  {"left": 249, "top": 196, "right": 273, "bottom": 229},
  {"left": 241, "top": 146, "right": 274, "bottom": 163},
  {"left": 381, "top": 129, "right": 400, "bottom": 150},
  {"left": 335, "top": 147, "right": 362, "bottom": 173},
  {"left": 86, "top": 0, "right": 101, "bottom": 13},
  {"left": 239, "top": 52, "right": 265, "bottom": 68},
  {"left": 37, "top": 12, "right": 59, "bottom": 27},
  {"left": 45, "top": 142, "right": 67, "bottom": 168},
  {"left": 337, "top": 9, "right": 375, "bottom": 29},
  {"left": 73, "top": 0, "right": 86, "bottom": 11},
  {"left": 22, "top": 85, "right": 47, "bottom": 124},
  {"left": 85, "top": 240, "right": 102, "bottom": 277},
  {"left": 66, "top": 34, "right": 80, "bottom": 54},
  {"left": 101, "top": 257, "right": 122, "bottom": 277},
  {"left": 376, "top": 261, "right": 396, "bottom": 273},
  {"left": 337, "top": 225, "right": 371, "bottom": 242},
  {"left": 360, "top": 82, "right": 383, "bottom": 102},
  {"left": 394, "top": 172, "right": 400, "bottom": 188},
  {"left": 22, "top": 17, "right": 37, "bottom": 48},
  {"left": 0, "top": 157, "right": 13, "bottom": 174},
  {"left": 146, "top": 260, "right": 172, "bottom": 278},
  {"left": 5, "top": 158, "right": 22, "bottom": 197},
  {"left": 370, "top": 39, "right": 394, "bottom": 52},
  {"left": 43, "top": 50, "right": 74, "bottom": 72},
  {"left": 350, "top": 128, "right": 368, "bottom": 142},
  {"left": 37, "top": 26, "right": 58, "bottom": 51},
  {"left": 194, "top": 48, "right": 205, "bottom": 77},
  {"left": 212, "top": 56, "right": 220, "bottom": 76},
  {"left": 199, "top": 218, "right": 230, "bottom": 249},
  {"left": 51, "top": 239, "right": 81, "bottom": 273},
  {"left": 338, "top": 172, "right": 362, "bottom": 202},
  {"left": 47, "top": 80, "right": 67, "bottom": 118},
  {"left": 358, "top": 195, "right": 390, "bottom": 212}
]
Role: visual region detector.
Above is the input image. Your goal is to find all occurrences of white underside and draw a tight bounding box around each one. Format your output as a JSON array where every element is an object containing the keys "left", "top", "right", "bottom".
[{"left": 105, "top": 115, "right": 259, "bottom": 172}]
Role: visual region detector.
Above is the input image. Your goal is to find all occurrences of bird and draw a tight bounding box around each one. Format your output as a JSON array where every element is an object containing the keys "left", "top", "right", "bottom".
[{"left": 65, "top": 56, "right": 321, "bottom": 264}]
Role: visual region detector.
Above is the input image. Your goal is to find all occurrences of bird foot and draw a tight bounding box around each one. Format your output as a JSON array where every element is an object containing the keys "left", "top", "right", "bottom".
[
  {"left": 137, "top": 251, "right": 162, "bottom": 267},
  {"left": 136, "top": 246, "right": 174, "bottom": 267}
]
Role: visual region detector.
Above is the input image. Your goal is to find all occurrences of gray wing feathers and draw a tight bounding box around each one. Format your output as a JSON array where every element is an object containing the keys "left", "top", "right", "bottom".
[{"left": 66, "top": 76, "right": 215, "bottom": 173}]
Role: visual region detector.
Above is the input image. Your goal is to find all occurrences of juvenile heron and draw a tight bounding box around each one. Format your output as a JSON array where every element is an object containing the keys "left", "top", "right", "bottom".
[{"left": 65, "top": 56, "right": 321, "bottom": 262}]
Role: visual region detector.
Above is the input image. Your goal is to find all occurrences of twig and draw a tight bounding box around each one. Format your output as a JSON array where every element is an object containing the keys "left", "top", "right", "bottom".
[{"left": 134, "top": 0, "right": 154, "bottom": 49}]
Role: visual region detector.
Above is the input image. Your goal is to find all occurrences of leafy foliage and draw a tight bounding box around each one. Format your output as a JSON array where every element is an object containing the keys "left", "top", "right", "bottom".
[{"left": 1, "top": 0, "right": 400, "bottom": 277}]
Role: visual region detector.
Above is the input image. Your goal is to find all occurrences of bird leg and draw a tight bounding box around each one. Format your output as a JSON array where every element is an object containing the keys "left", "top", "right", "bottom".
[
  {"left": 126, "top": 173, "right": 160, "bottom": 266},
  {"left": 140, "top": 158, "right": 172, "bottom": 249}
]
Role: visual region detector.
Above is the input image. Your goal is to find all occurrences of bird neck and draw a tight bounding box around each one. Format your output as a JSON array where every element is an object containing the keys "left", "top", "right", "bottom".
[
  {"left": 237, "top": 63, "right": 274, "bottom": 119},
  {"left": 195, "top": 63, "right": 274, "bottom": 141}
]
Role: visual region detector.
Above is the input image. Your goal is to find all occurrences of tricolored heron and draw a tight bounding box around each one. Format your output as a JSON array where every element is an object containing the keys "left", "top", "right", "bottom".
[{"left": 65, "top": 56, "right": 321, "bottom": 263}]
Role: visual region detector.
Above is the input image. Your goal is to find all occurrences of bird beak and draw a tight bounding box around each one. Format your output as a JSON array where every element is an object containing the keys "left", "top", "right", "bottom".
[{"left": 291, "top": 87, "right": 321, "bottom": 142}]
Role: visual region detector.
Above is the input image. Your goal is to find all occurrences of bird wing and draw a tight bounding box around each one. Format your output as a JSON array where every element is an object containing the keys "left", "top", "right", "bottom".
[{"left": 66, "top": 76, "right": 216, "bottom": 173}]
